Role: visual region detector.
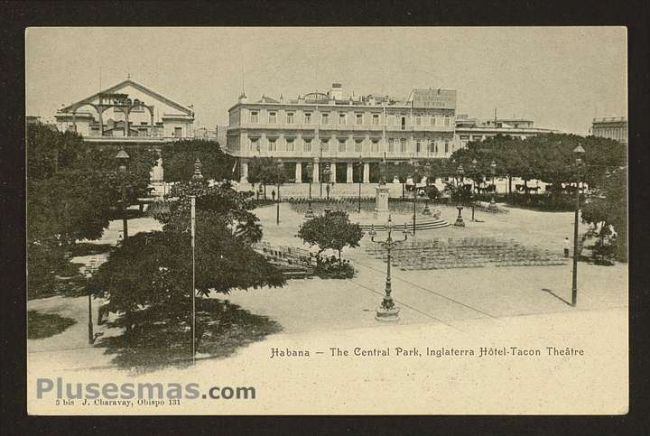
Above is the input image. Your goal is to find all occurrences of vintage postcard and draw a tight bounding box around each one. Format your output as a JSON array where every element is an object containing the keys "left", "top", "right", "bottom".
[{"left": 25, "top": 26, "right": 628, "bottom": 415}]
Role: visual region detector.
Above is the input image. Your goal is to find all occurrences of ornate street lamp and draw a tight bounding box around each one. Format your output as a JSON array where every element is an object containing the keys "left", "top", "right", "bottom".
[
  {"left": 454, "top": 164, "right": 465, "bottom": 227},
  {"left": 368, "top": 215, "right": 410, "bottom": 322},
  {"left": 571, "top": 144, "right": 586, "bottom": 307},
  {"left": 115, "top": 148, "right": 130, "bottom": 241},
  {"left": 489, "top": 160, "right": 497, "bottom": 211}
]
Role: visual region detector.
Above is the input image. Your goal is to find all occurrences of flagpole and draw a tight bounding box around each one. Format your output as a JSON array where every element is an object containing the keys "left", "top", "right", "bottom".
[{"left": 190, "top": 195, "right": 196, "bottom": 365}]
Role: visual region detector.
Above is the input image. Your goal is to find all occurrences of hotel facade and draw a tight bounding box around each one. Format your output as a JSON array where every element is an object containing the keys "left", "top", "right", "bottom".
[{"left": 226, "top": 83, "right": 556, "bottom": 186}]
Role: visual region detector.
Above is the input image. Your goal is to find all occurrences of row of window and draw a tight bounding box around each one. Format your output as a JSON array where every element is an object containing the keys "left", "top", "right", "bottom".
[
  {"left": 249, "top": 138, "right": 452, "bottom": 154},
  {"left": 248, "top": 111, "right": 453, "bottom": 128}
]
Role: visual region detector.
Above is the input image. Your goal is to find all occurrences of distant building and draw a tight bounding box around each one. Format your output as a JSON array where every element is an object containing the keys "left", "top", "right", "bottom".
[
  {"left": 227, "top": 83, "right": 458, "bottom": 184},
  {"left": 454, "top": 114, "right": 557, "bottom": 148},
  {"left": 591, "top": 117, "right": 628, "bottom": 145},
  {"left": 54, "top": 79, "right": 216, "bottom": 191},
  {"left": 55, "top": 78, "right": 196, "bottom": 145}
]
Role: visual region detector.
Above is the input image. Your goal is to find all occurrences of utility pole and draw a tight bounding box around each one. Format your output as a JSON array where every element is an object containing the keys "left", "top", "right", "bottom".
[{"left": 190, "top": 195, "right": 196, "bottom": 365}]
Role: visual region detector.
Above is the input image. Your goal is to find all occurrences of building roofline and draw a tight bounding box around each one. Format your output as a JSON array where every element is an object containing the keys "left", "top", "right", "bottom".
[{"left": 58, "top": 79, "right": 194, "bottom": 116}]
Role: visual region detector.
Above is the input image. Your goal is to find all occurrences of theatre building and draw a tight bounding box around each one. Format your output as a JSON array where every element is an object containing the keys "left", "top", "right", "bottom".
[
  {"left": 54, "top": 78, "right": 209, "bottom": 193},
  {"left": 226, "top": 83, "right": 457, "bottom": 185}
]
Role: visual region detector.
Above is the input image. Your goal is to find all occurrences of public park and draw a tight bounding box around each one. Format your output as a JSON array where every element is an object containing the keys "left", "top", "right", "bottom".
[{"left": 26, "top": 122, "right": 628, "bottom": 373}]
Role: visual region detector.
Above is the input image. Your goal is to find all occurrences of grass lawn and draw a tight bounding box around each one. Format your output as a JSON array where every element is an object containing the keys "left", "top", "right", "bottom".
[{"left": 28, "top": 310, "right": 77, "bottom": 339}]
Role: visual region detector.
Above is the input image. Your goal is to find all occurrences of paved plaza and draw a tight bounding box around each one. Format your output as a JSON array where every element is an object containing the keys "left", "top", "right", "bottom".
[
  {"left": 27, "top": 199, "right": 627, "bottom": 374},
  {"left": 223, "top": 202, "right": 627, "bottom": 333}
]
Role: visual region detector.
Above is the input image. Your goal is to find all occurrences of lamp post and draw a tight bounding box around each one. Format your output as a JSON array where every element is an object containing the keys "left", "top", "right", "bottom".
[
  {"left": 115, "top": 148, "right": 130, "bottom": 241},
  {"left": 571, "top": 145, "right": 586, "bottom": 307},
  {"left": 276, "top": 159, "right": 283, "bottom": 226},
  {"left": 454, "top": 164, "right": 465, "bottom": 227},
  {"left": 86, "top": 256, "right": 98, "bottom": 344},
  {"left": 489, "top": 160, "right": 497, "bottom": 211},
  {"left": 470, "top": 158, "right": 478, "bottom": 221},
  {"left": 409, "top": 159, "right": 420, "bottom": 235},
  {"left": 356, "top": 156, "right": 363, "bottom": 214},
  {"left": 305, "top": 161, "right": 314, "bottom": 219},
  {"left": 368, "top": 215, "right": 410, "bottom": 322},
  {"left": 319, "top": 142, "right": 324, "bottom": 198}
]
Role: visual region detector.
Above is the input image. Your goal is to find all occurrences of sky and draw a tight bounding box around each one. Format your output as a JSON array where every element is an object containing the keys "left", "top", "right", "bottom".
[{"left": 26, "top": 27, "right": 627, "bottom": 135}]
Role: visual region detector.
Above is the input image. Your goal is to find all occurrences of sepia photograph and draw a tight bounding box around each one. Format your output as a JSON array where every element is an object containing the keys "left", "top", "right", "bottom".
[{"left": 24, "top": 26, "right": 628, "bottom": 415}]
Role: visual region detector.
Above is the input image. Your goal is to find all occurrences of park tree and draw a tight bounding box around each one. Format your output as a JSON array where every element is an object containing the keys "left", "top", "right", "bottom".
[
  {"left": 450, "top": 133, "right": 626, "bottom": 203},
  {"left": 160, "top": 139, "right": 236, "bottom": 182},
  {"left": 247, "top": 157, "right": 289, "bottom": 198},
  {"left": 581, "top": 166, "right": 627, "bottom": 262},
  {"left": 94, "top": 175, "right": 285, "bottom": 332},
  {"left": 26, "top": 123, "right": 157, "bottom": 298},
  {"left": 298, "top": 211, "right": 364, "bottom": 263}
]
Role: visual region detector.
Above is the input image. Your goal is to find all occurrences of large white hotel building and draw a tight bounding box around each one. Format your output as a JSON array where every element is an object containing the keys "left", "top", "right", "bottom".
[{"left": 226, "top": 83, "right": 555, "bottom": 185}]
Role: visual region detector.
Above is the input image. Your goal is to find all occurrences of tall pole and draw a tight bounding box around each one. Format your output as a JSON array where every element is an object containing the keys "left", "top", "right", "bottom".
[
  {"left": 357, "top": 159, "right": 362, "bottom": 214},
  {"left": 121, "top": 182, "right": 129, "bottom": 241},
  {"left": 190, "top": 195, "right": 196, "bottom": 364},
  {"left": 570, "top": 145, "right": 585, "bottom": 306},
  {"left": 412, "top": 189, "right": 416, "bottom": 235},
  {"left": 358, "top": 178, "right": 362, "bottom": 214},
  {"left": 88, "top": 289, "right": 94, "bottom": 344},
  {"left": 276, "top": 162, "right": 281, "bottom": 225},
  {"left": 571, "top": 179, "right": 580, "bottom": 307},
  {"left": 305, "top": 162, "right": 314, "bottom": 219},
  {"left": 276, "top": 179, "right": 280, "bottom": 225},
  {"left": 87, "top": 257, "right": 96, "bottom": 345}
]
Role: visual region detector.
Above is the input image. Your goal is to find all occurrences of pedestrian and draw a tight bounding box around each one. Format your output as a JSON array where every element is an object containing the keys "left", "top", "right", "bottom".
[{"left": 564, "top": 236, "right": 570, "bottom": 258}]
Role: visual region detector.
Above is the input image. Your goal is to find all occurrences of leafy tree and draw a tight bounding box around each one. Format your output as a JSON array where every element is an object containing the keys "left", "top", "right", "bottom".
[
  {"left": 247, "top": 157, "right": 289, "bottom": 198},
  {"left": 27, "top": 170, "right": 119, "bottom": 245},
  {"left": 26, "top": 123, "right": 157, "bottom": 298},
  {"left": 94, "top": 177, "right": 285, "bottom": 324},
  {"left": 160, "top": 139, "right": 236, "bottom": 182},
  {"left": 581, "top": 167, "right": 627, "bottom": 262},
  {"left": 297, "top": 211, "right": 364, "bottom": 262},
  {"left": 450, "top": 133, "right": 626, "bottom": 202},
  {"left": 442, "top": 181, "right": 472, "bottom": 205},
  {"left": 26, "top": 124, "right": 85, "bottom": 180},
  {"left": 247, "top": 157, "right": 289, "bottom": 185}
]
